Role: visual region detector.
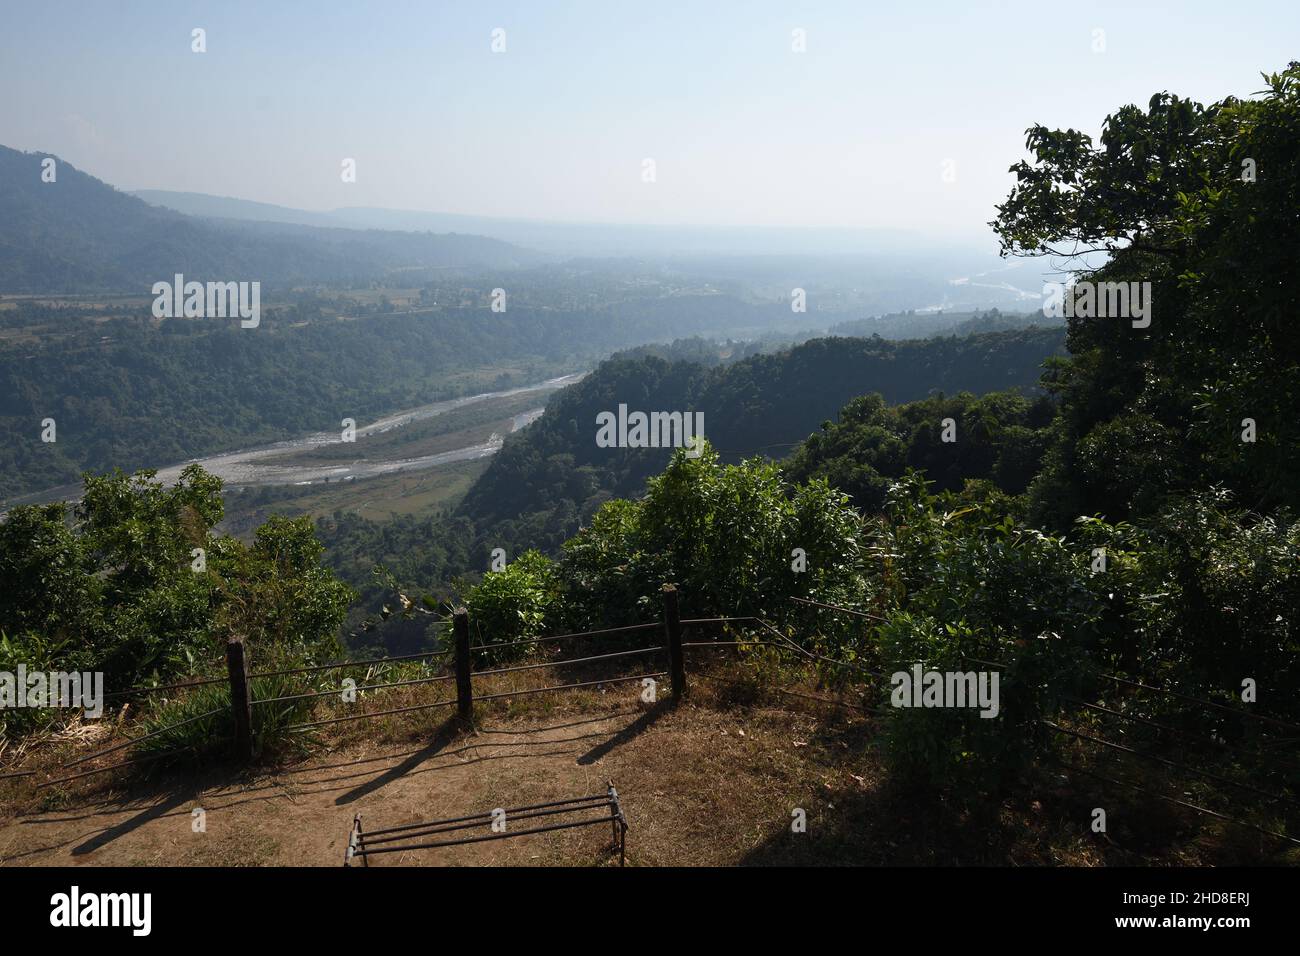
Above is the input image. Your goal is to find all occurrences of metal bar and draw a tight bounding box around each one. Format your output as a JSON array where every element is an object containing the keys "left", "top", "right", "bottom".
[
  {"left": 472, "top": 646, "right": 662, "bottom": 678},
  {"left": 361, "top": 800, "right": 615, "bottom": 846},
  {"left": 472, "top": 672, "right": 667, "bottom": 704},
  {"left": 346, "top": 814, "right": 362, "bottom": 867},
  {"left": 252, "top": 673, "right": 454, "bottom": 706},
  {"left": 283, "top": 698, "right": 457, "bottom": 732},
  {"left": 355, "top": 813, "right": 613, "bottom": 856},
  {"left": 364, "top": 793, "right": 611, "bottom": 836},
  {"left": 789, "top": 595, "right": 890, "bottom": 622},
  {"left": 252, "top": 649, "right": 449, "bottom": 680},
  {"left": 608, "top": 782, "right": 629, "bottom": 867}
]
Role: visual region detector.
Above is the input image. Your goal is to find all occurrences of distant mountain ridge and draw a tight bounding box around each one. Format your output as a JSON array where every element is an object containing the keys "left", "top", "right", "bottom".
[
  {"left": 131, "top": 188, "right": 988, "bottom": 260},
  {"left": 0, "top": 146, "right": 544, "bottom": 293}
]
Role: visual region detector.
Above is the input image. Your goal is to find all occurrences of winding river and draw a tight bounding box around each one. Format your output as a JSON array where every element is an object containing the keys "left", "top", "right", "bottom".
[{"left": 3, "top": 372, "right": 583, "bottom": 511}]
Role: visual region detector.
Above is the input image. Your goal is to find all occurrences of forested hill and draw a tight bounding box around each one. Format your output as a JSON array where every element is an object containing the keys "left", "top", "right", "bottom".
[
  {"left": 0, "top": 145, "right": 540, "bottom": 293},
  {"left": 460, "top": 327, "right": 1066, "bottom": 530},
  {"left": 0, "top": 299, "right": 769, "bottom": 503}
]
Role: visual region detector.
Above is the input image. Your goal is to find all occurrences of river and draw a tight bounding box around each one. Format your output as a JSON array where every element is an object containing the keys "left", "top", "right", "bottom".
[{"left": 3, "top": 372, "right": 583, "bottom": 511}]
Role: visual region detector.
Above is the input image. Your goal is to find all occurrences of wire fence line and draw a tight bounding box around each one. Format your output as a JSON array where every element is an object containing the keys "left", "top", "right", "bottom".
[
  {"left": 1041, "top": 720, "right": 1300, "bottom": 809},
  {"left": 0, "top": 597, "right": 736, "bottom": 787},
  {"left": 1051, "top": 756, "right": 1300, "bottom": 847},
  {"left": 765, "top": 597, "right": 1300, "bottom": 844},
  {"left": 5, "top": 590, "right": 1296, "bottom": 853},
  {"left": 791, "top": 596, "right": 1300, "bottom": 742}
]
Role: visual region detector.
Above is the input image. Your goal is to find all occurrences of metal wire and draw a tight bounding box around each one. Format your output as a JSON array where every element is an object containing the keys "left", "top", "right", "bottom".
[
  {"left": 473, "top": 672, "right": 667, "bottom": 704},
  {"left": 101, "top": 674, "right": 226, "bottom": 701},
  {"left": 251, "top": 649, "right": 449, "bottom": 679},
  {"left": 683, "top": 640, "right": 786, "bottom": 649},
  {"left": 61, "top": 706, "right": 227, "bottom": 769},
  {"left": 696, "top": 673, "right": 878, "bottom": 714},
  {"left": 751, "top": 616, "right": 888, "bottom": 679},
  {"left": 37, "top": 740, "right": 226, "bottom": 789},
  {"left": 1097, "top": 672, "right": 1300, "bottom": 734},
  {"left": 1067, "top": 697, "right": 1300, "bottom": 776},
  {"left": 252, "top": 673, "right": 454, "bottom": 706},
  {"left": 789, "top": 595, "right": 890, "bottom": 622},
  {"left": 282, "top": 698, "right": 457, "bottom": 732},
  {"left": 961, "top": 653, "right": 1300, "bottom": 736},
  {"left": 472, "top": 645, "right": 662, "bottom": 678},
  {"left": 1042, "top": 720, "right": 1300, "bottom": 808},
  {"left": 469, "top": 621, "right": 662, "bottom": 653},
  {"left": 1054, "top": 757, "right": 1300, "bottom": 846}
]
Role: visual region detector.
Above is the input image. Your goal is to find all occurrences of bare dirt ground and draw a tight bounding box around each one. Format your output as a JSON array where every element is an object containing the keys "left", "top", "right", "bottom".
[
  {"left": 0, "top": 687, "right": 886, "bottom": 867},
  {"left": 2, "top": 670, "right": 1291, "bottom": 867}
]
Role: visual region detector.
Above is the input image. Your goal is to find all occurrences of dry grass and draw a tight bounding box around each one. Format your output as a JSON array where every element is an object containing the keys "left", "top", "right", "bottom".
[{"left": 1, "top": 652, "right": 1296, "bottom": 867}]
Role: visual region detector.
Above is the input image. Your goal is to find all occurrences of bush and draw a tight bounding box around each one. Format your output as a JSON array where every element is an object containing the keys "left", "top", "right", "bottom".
[
  {"left": 464, "top": 550, "right": 560, "bottom": 665},
  {"left": 131, "top": 672, "right": 316, "bottom": 765}
]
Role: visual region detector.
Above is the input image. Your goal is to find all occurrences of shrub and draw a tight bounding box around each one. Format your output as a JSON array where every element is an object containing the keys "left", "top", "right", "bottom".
[{"left": 464, "top": 550, "right": 561, "bottom": 665}]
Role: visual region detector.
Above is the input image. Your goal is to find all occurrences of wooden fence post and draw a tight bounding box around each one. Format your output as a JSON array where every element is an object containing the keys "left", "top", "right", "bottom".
[
  {"left": 225, "top": 636, "right": 255, "bottom": 762},
  {"left": 662, "top": 584, "right": 686, "bottom": 702},
  {"left": 454, "top": 607, "right": 473, "bottom": 723}
]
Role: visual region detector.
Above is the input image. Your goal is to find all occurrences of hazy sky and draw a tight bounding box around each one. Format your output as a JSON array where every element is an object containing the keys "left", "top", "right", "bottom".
[{"left": 2, "top": 1, "right": 1296, "bottom": 244}]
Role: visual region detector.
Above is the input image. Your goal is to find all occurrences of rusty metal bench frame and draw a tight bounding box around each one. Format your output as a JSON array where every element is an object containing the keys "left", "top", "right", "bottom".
[{"left": 345, "top": 784, "right": 628, "bottom": 866}]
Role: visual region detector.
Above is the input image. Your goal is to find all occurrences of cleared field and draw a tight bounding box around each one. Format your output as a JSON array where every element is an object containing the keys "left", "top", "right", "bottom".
[{"left": 223, "top": 457, "right": 490, "bottom": 532}]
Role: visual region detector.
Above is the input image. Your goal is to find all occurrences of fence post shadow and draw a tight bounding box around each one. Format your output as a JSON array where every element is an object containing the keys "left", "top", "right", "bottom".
[
  {"left": 71, "top": 787, "right": 196, "bottom": 857},
  {"left": 577, "top": 698, "right": 671, "bottom": 765},
  {"left": 333, "top": 714, "right": 464, "bottom": 806}
]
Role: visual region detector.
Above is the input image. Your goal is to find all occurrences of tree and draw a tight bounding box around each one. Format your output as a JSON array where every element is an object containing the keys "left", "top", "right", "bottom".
[{"left": 992, "top": 63, "right": 1300, "bottom": 524}]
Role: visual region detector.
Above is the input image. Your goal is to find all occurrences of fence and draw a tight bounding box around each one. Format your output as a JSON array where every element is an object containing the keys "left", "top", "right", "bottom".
[
  {"left": 3, "top": 588, "right": 1298, "bottom": 852},
  {"left": 0, "top": 584, "right": 706, "bottom": 787}
]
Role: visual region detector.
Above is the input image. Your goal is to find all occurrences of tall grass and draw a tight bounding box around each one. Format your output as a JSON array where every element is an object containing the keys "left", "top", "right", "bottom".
[
  {"left": 132, "top": 673, "right": 315, "bottom": 764},
  {"left": 130, "top": 658, "right": 447, "bottom": 766}
]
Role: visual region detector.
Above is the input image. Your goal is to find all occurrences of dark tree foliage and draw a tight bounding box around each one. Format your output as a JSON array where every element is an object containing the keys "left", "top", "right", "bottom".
[
  {"left": 992, "top": 64, "right": 1300, "bottom": 525},
  {"left": 0, "top": 466, "right": 353, "bottom": 737},
  {"left": 783, "top": 390, "right": 1056, "bottom": 512},
  {"left": 462, "top": 328, "right": 1064, "bottom": 530}
]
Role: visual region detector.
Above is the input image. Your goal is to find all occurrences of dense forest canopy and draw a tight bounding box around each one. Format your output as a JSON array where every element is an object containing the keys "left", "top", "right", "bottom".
[
  {"left": 991, "top": 66, "right": 1300, "bottom": 525},
  {"left": 305, "top": 326, "right": 1065, "bottom": 635}
]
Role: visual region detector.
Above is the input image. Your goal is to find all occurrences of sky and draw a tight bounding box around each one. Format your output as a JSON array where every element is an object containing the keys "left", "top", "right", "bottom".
[{"left": 1, "top": 0, "right": 1296, "bottom": 244}]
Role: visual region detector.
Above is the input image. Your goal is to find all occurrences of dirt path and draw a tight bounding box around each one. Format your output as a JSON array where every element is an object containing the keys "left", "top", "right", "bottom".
[
  {"left": 0, "top": 695, "right": 873, "bottom": 867},
  {"left": 1, "top": 711, "right": 651, "bottom": 867}
]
